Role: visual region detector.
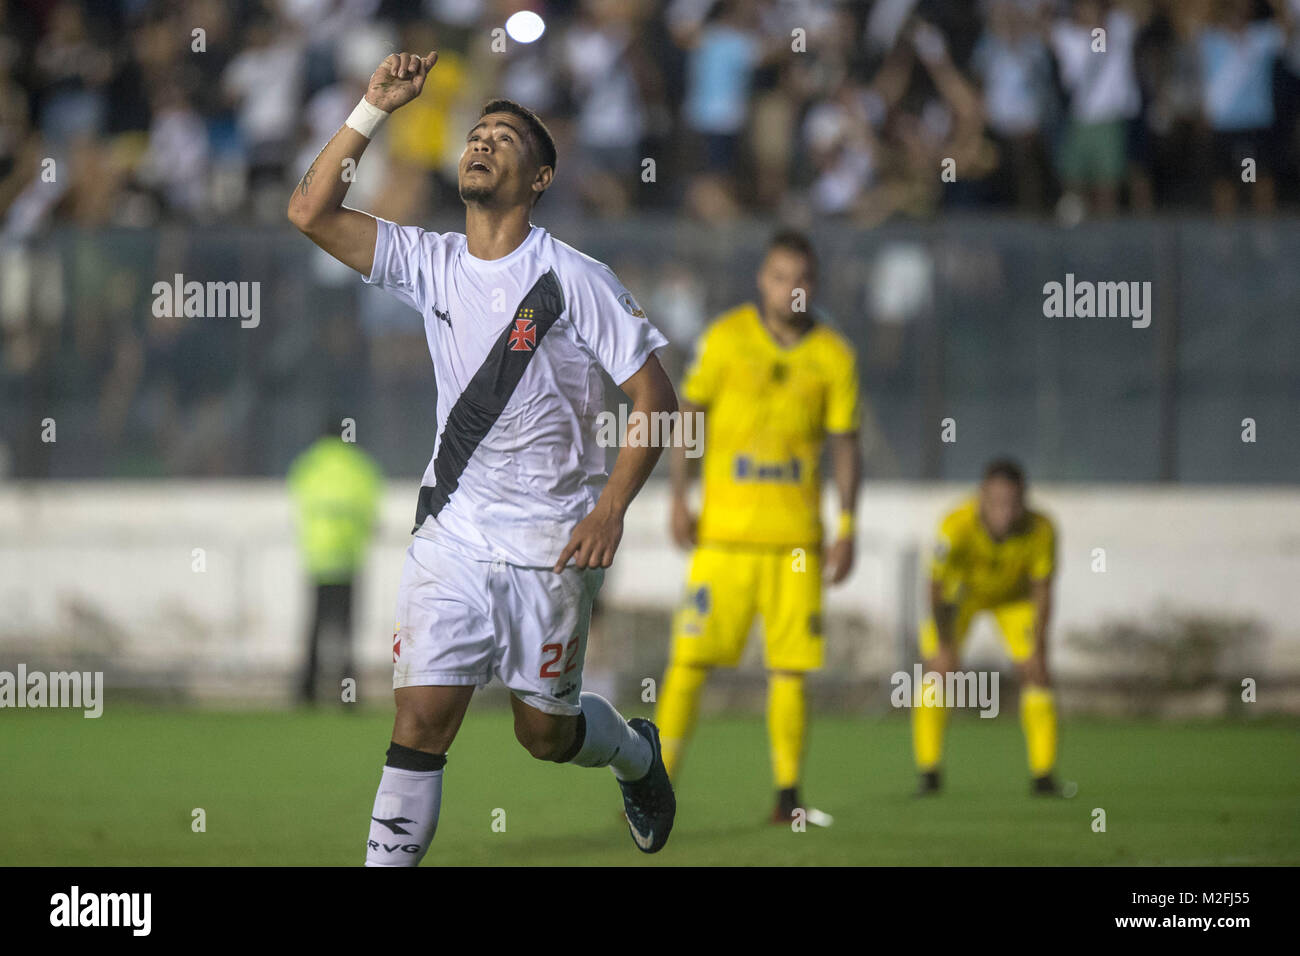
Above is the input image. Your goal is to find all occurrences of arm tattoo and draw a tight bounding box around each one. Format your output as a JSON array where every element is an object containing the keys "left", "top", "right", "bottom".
[{"left": 298, "top": 163, "right": 317, "bottom": 197}]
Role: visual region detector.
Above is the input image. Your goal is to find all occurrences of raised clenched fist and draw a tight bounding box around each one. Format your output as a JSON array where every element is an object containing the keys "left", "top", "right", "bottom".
[{"left": 365, "top": 51, "right": 438, "bottom": 113}]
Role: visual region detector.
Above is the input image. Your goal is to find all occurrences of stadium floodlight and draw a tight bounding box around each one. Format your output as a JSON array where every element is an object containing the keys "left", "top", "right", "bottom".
[{"left": 505, "top": 11, "right": 546, "bottom": 44}]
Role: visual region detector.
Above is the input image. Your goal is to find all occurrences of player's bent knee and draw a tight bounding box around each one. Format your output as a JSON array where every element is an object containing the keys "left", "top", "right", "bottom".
[
  {"left": 517, "top": 736, "right": 564, "bottom": 761},
  {"left": 513, "top": 717, "right": 573, "bottom": 762}
]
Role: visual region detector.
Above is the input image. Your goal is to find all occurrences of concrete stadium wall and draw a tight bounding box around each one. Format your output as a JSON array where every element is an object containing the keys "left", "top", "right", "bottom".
[{"left": 0, "top": 481, "right": 1296, "bottom": 710}]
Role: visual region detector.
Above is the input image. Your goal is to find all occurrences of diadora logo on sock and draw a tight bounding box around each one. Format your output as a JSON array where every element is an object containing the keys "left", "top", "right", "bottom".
[{"left": 371, "top": 815, "right": 415, "bottom": 835}]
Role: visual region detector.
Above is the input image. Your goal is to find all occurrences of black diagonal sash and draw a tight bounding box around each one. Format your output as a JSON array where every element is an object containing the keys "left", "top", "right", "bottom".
[{"left": 413, "top": 268, "right": 565, "bottom": 532}]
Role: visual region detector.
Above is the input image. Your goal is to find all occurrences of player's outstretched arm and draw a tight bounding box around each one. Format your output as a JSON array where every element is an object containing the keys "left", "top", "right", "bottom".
[
  {"left": 287, "top": 51, "right": 437, "bottom": 275},
  {"left": 554, "top": 354, "right": 678, "bottom": 572},
  {"left": 287, "top": 124, "right": 377, "bottom": 275}
]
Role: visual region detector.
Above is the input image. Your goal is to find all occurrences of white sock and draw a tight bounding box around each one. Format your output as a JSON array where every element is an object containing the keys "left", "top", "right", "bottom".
[
  {"left": 364, "top": 766, "right": 442, "bottom": 866},
  {"left": 570, "top": 692, "right": 653, "bottom": 782}
]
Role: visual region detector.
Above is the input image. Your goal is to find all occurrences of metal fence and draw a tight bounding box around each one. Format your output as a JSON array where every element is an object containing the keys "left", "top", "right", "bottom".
[{"left": 2, "top": 215, "right": 1297, "bottom": 482}]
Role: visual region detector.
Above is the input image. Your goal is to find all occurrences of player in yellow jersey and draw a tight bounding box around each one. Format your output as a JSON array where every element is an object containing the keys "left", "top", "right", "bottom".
[
  {"left": 913, "top": 459, "right": 1062, "bottom": 796},
  {"left": 655, "top": 231, "right": 861, "bottom": 825}
]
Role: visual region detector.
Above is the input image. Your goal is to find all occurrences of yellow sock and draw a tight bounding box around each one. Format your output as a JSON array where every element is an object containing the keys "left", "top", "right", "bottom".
[
  {"left": 767, "top": 672, "right": 807, "bottom": 790},
  {"left": 1020, "top": 685, "right": 1058, "bottom": 777},
  {"left": 911, "top": 672, "right": 948, "bottom": 772},
  {"left": 655, "top": 662, "right": 707, "bottom": 781}
]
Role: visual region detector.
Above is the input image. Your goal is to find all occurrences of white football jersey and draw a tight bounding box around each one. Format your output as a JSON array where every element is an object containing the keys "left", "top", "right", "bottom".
[{"left": 364, "top": 217, "right": 668, "bottom": 567}]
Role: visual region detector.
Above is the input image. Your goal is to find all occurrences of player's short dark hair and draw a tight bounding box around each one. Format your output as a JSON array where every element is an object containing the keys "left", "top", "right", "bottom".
[
  {"left": 480, "top": 98, "right": 556, "bottom": 172},
  {"left": 765, "top": 229, "right": 818, "bottom": 277},
  {"left": 479, "top": 99, "right": 555, "bottom": 207},
  {"left": 982, "top": 457, "right": 1027, "bottom": 489}
]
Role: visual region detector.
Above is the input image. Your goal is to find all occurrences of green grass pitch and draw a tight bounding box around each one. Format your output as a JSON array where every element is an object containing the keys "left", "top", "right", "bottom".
[{"left": 2, "top": 706, "right": 1297, "bottom": 865}]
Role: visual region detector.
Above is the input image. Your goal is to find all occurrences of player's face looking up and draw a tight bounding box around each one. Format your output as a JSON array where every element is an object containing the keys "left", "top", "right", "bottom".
[
  {"left": 757, "top": 247, "right": 816, "bottom": 324},
  {"left": 459, "top": 113, "right": 552, "bottom": 209},
  {"left": 978, "top": 475, "right": 1025, "bottom": 541}
]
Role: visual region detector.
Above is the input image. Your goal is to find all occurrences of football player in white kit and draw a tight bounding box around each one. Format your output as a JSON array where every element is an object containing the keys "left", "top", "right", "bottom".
[{"left": 288, "top": 51, "right": 679, "bottom": 864}]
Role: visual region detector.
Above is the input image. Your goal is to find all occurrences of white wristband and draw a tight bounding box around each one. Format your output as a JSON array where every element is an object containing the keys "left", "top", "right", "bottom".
[{"left": 345, "top": 97, "right": 389, "bottom": 139}]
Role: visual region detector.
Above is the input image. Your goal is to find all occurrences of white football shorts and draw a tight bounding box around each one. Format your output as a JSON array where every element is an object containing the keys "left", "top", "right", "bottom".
[{"left": 391, "top": 533, "right": 604, "bottom": 716}]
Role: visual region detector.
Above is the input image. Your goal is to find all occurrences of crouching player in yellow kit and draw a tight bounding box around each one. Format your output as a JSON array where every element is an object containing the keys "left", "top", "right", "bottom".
[
  {"left": 656, "top": 231, "right": 861, "bottom": 825},
  {"left": 913, "top": 459, "right": 1061, "bottom": 796}
]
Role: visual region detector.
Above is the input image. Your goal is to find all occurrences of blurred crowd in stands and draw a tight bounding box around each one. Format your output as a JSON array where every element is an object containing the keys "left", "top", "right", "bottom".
[
  {"left": 3, "top": 0, "right": 1300, "bottom": 235},
  {"left": 4, "top": 0, "right": 1300, "bottom": 482}
]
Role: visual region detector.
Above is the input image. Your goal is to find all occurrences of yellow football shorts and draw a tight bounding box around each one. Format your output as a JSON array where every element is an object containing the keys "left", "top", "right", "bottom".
[
  {"left": 918, "top": 598, "right": 1037, "bottom": 663},
  {"left": 670, "top": 544, "right": 824, "bottom": 671}
]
